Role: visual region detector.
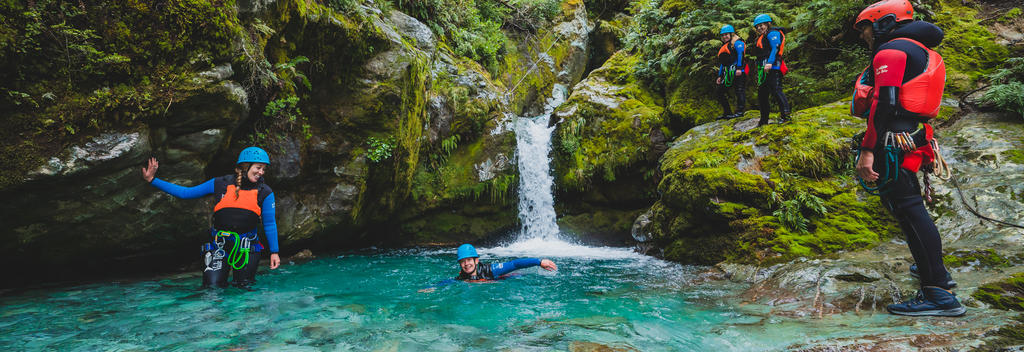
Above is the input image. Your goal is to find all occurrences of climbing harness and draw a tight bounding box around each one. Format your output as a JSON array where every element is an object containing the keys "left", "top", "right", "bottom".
[
  {"left": 723, "top": 65, "right": 737, "bottom": 87},
  {"left": 856, "top": 131, "right": 907, "bottom": 195},
  {"left": 865, "top": 131, "right": 1024, "bottom": 231},
  {"left": 203, "top": 230, "right": 256, "bottom": 271}
]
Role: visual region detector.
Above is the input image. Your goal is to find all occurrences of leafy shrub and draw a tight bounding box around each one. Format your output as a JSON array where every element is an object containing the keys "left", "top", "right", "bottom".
[
  {"left": 366, "top": 136, "right": 396, "bottom": 163},
  {"left": 387, "top": 0, "right": 561, "bottom": 72},
  {"left": 982, "top": 57, "right": 1024, "bottom": 119}
]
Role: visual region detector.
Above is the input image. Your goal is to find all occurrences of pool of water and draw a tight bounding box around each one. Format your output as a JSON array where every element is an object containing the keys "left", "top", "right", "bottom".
[{"left": 0, "top": 240, "right": 992, "bottom": 351}]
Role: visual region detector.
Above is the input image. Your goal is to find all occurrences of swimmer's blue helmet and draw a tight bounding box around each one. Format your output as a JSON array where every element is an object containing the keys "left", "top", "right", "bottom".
[{"left": 457, "top": 244, "right": 479, "bottom": 261}]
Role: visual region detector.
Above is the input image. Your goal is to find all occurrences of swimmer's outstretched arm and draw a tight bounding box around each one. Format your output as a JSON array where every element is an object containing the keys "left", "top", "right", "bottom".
[{"left": 491, "top": 258, "right": 557, "bottom": 277}]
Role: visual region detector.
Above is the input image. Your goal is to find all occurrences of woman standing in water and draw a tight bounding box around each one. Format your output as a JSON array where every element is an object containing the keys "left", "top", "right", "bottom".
[{"left": 141, "top": 147, "right": 281, "bottom": 288}]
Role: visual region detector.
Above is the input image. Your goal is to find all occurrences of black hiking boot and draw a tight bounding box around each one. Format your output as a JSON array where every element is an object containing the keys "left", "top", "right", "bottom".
[{"left": 887, "top": 286, "right": 966, "bottom": 317}]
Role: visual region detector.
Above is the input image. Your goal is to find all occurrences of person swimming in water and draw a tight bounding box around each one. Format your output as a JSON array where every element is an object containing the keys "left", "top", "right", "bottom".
[{"left": 418, "top": 244, "right": 557, "bottom": 292}]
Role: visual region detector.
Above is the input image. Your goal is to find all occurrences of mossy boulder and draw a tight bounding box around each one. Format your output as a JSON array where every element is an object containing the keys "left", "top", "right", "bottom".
[
  {"left": 635, "top": 102, "right": 898, "bottom": 265},
  {"left": 551, "top": 50, "right": 667, "bottom": 191}
]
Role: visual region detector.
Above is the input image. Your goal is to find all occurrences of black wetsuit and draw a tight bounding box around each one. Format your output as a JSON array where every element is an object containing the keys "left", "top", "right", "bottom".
[
  {"left": 751, "top": 27, "right": 791, "bottom": 125},
  {"left": 860, "top": 21, "right": 952, "bottom": 290},
  {"left": 715, "top": 39, "right": 747, "bottom": 116}
]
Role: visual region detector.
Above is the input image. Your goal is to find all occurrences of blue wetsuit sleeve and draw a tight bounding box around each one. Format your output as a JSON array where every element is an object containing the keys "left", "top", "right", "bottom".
[
  {"left": 490, "top": 258, "right": 543, "bottom": 277},
  {"left": 734, "top": 41, "right": 745, "bottom": 67},
  {"left": 767, "top": 31, "right": 781, "bottom": 67},
  {"left": 262, "top": 193, "right": 279, "bottom": 253},
  {"left": 150, "top": 178, "right": 215, "bottom": 199}
]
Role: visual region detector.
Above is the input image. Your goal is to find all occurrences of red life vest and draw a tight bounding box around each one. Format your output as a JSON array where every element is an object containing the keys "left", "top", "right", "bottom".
[
  {"left": 851, "top": 38, "right": 945, "bottom": 172},
  {"left": 851, "top": 38, "right": 945, "bottom": 120},
  {"left": 897, "top": 38, "right": 945, "bottom": 118}
]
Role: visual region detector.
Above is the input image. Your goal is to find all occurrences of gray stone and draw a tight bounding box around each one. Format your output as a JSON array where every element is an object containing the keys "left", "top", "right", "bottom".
[
  {"left": 389, "top": 10, "right": 435, "bottom": 51},
  {"left": 631, "top": 209, "right": 653, "bottom": 242},
  {"left": 475, "top": 154, "right": 510, "bottom": 182},
  {"left": 329, "top": 183, "right": 360, "bottom": 212},
  {"left": 426, "top": 95, "right": 452, "bottom": 143},
  {"left": 29, "top": 131, "right": 150, "bottom": 179}
]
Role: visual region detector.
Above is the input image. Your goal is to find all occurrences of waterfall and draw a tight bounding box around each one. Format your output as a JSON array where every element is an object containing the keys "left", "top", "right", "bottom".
[
  {"left": 487, "top": 84, "right": 642, "bottom": 260},
  {"left": 514, "top": 84, "right": 567, "bottom": 240}
]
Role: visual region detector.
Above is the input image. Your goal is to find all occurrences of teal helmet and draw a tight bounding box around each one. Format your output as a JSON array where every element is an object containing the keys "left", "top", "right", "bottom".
[
  {"left": 753, "top": 14, "right": 773, "bottom": 26},
  {"left": 457, "top": 244, "right": 479, "bottom": 261},
  {"left": 720, "top": 25, "right": 735, "bottom": 35},
  {"left": 237, "top": 147, "right": 270, "bottom": 165}
]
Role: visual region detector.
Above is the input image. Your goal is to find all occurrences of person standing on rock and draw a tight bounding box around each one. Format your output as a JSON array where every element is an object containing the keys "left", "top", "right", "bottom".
[
  {"left": 714, "top": 24, "right": 748, "bottom": 120},
  {"left": 418, "top": 244, "right": 557, "bottom": 292},
  {"left": 141, "top": 147, "right": 282, "bottom": 288},
  {"left": 852, "top": 0, "right": 964, "bottom": 317},
  {"left": 750, "top": 14, "right": 791, "bottom": 127}
]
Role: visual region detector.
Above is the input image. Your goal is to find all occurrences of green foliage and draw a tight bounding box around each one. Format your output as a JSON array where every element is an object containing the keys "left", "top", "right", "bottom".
[
  {"left": 771, "top": 189, "right": 827, "bottom": 233},
  {"left": 386, "top": 0, "right": 561, "bottom": 72},
  {"left": 982, "top": 58, "right": 1024, "bottom": 119},
  {"left": 251, "top": 95, "right": 310, "bottom": 145},
  {"left": 441, "top": 134, "right": 460, "bottom": 157},
  {"left": 366, "top": 136, "right": 397, "bottom": 163},
  {"left": 1001, "top": 8, "right": 1023, "bottom": 23},
  {"left": 275, "top": 56, "right": 312, "bottom": 92}
]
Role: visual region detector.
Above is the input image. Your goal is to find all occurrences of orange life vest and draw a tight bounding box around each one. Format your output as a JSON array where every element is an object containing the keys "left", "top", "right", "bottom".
[
  {"left": 214, "top": 185, "right": 262, "bottom": 217},
  {"left": 755, "top": 28, "right": 786, "bottom": 58}
]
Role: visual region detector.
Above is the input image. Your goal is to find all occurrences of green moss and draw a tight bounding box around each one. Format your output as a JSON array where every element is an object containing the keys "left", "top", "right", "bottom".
[
  {"left": 1004, "top": 150, "right": 1024, "bottom": 165},
  {"left": 943, "top": 249, "right": 1013, "bottom": 268},
  {"left": 974, "top": 273, "right": 1024, "bottom": 311},
  {"left": 930, "top": 0, "right": 1010, "bottom": 94},
  {"left": 644, "top": 102, "right": 900, "bottom": 264},
  {"left": 552, "top": 51, "right": 668, "bottom": 190}
]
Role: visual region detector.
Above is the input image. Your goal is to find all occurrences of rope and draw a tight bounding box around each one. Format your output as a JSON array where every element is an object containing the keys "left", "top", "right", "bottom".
[
  {"left": 928, "top": 139, "right": 952, "bottom": 181},
  {"left": 723, "top": 65, "right": 736, "bottom": 87},
  {"left": 757, "top": 64, "right": 766, "bottom": 86},
  {"left": 217, "top": 230, "right": 251, "bottom": 270},
  {"left": 949, "top": 174, "right": 1024, "bottom": 230}
]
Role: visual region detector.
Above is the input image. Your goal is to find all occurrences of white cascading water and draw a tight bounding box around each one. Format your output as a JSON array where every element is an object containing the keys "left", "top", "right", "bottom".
[
  {"left": 487, "top": 84, "right": 643, "bottom": 260},
  {"left": 514, "top": 84, "right": 567, "bottom": 241}
]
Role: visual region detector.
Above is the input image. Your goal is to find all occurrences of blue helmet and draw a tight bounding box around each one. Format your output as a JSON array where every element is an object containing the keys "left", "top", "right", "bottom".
[
  {"left": 237, "top": 147, "right": 270, "bottom": 165},
  {"left": 457, "top": 244, "right": 479, "bottom": 261},
  {"left": 753, "top": 14, "right": 773, "bottom": 27},
  {"left": 720, "top": 25, "right": 735, "bottom": 35}
]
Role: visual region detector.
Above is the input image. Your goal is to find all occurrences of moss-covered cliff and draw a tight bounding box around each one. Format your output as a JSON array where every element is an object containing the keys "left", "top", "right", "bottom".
[{"left": 0, "top": 0, "right": 592, "bottom": 286}]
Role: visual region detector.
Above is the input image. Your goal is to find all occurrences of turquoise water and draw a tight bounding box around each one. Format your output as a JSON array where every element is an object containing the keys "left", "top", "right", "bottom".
[{"left": 0, "top": 240, "right": 991, "bottom": 351}]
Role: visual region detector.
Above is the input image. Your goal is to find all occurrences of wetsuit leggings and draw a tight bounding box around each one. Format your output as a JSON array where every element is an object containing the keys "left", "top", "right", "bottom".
[
  {"left": 758, "top": 70, "right": 790, "bottom": 125},
  {"left": 202, "top": 239, "right": 261, "bottom": 288},
  {"left": 880, "top": 167, "right": 952, "bottom": 290},
  {"left": 715, "top": 76, "right": 746, "bottom": 115}
]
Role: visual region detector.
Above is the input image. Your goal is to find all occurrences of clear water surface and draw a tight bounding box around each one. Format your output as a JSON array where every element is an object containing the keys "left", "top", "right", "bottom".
[{"left": 0, "top": 239, "right": 989, "bottom": 351}]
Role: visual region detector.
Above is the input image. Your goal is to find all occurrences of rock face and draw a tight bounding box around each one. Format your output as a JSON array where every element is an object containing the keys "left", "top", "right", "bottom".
[
  {"left": 633, "top": 102, "right": 899, "bottom": 264},
  {"left": 692, "top": 110, "right": 1024, "bottom": 349},
  {"left": 548, "top": 51, "right": 665, "bottom": 244},
  {"left": 0, "top": 0, "right": 592, "bottom": 286}
]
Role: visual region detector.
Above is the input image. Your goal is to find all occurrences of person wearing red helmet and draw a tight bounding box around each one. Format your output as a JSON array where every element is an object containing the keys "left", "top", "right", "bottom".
[
  {"left": 851, "top": 0, "right": 964, "bottom": 317},
  {"left": 141, "top": 147, "right": 282, "bottom": 288}
]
